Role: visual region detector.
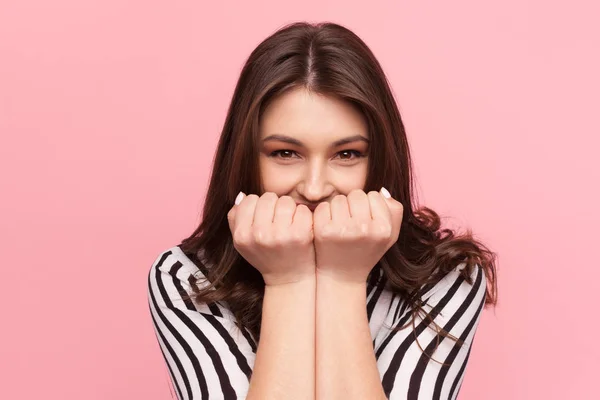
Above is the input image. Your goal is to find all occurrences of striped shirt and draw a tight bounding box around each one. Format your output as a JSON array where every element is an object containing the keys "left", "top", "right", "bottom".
[{"left": 147, "top": 244, "right": 487, "bottom": 399}]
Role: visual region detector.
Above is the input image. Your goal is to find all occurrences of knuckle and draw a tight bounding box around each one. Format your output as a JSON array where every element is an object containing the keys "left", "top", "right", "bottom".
[
  {"left": 261, "top": 192, "right": 278, "bottom": 201},
  {"left": 233, "top": 230, "right": 251, "bottom": 247},
  {"left": 296, "top": 204, "right": 310, "bottom": 214},
  {"left": 276, "top": 231, "right": 292, "bottom": 245},
  {"left": 332, "top": 194, "right": 347, "bottom": 204},
  {"left": 277, "top": 195, "right": 296, "bottom": 208},
  {"left": 317, "top": 226, "right": 333, "bottom": 240},
  {"left": 253, "top": 230, "right": 272, "bottom": 247},
  {"left": 374, "top": 224, "right": 392, "bottom": 240},
  {"left": 292, "top": 227, "right": 311, "bottom": 241},
  {"left": 278, "top": 195, "right": 293, "bottom": 202},
  {"left": 367, "top": 191, "right": 379, "bottom": 199},
  {"left": 297, "top": 236, "right": 312, "bottom": 247},
  {"left": 358, "top": 223, "right": 370, "bottom": 236},
  {"left": 348, "top": 189, "right": 365, "bottom": 198}
]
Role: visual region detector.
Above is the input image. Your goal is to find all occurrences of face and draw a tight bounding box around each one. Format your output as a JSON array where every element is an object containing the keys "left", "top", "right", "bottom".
[{"left": 258, "top": 87, "right": 369, "bottom": 211}]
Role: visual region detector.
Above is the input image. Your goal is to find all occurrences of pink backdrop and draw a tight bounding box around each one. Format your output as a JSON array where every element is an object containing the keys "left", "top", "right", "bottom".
[{"left": 1, "top": 1, "right": 599, "bottom": 399}]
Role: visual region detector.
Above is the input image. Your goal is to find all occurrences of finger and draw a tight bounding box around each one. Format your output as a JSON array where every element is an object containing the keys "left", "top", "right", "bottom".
[
  {"left": 313, "top": 201, "right": 331, "bottom": 232},
  {"left": 274, "top": 196, "right": 296, "bottom": 226},
  {"left": 374, "top": 187, "right": 404, "bottom": 242},
  {"left": 227, "top": 206, "right": 236, "bottom": 233},
  {"left": 227, "top": 191, "right": 247, "bottom": 231},
  {"left": 331, "top": 195, "right": 350, "bottom": 221},
  {"left": 227, "top": 194, "right": 240, "bottom": 232},
  {"left": 293, "top": 204, "right": 313, "bottom": 232},
  {"left": 347, "top": 189, "right": 371, "bottom": 221},
  {"left": 253, "top": 192, "right": 278, "bottom": 228},
  {"left": 234, "top": 193, "right": 259, "bottom": 233},
  {"left": 367, "top": 190, "right": 391, "bottom": 224}
]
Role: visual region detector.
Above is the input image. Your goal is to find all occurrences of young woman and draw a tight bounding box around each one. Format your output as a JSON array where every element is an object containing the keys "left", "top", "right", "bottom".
[{"left": 147, "top": 21, "right": 498, "bottom": 400}]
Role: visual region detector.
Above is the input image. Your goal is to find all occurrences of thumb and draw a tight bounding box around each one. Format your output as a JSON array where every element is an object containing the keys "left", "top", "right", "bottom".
[{"left": 380, "top": 187, "right": 404, "bottom": 240}]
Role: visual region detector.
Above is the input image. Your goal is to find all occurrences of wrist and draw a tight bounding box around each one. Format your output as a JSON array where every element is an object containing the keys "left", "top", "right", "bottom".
[
  {"left": 315, "top": 268, "right": 368, "bottom": 288},
  {"left": 316, "top": 270, "right": 367, "bottom": 312},
  {"left": 264, "top": 273, "right": 317, "bottom": 289}
]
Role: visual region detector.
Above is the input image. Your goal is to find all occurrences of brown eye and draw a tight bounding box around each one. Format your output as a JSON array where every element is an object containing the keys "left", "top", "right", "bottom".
[
  {"left": 337, "top": 150, "right": 363, "bottom": 160},
  {"left": 270, "top": 150, "right": 298, "bottom": 159}
]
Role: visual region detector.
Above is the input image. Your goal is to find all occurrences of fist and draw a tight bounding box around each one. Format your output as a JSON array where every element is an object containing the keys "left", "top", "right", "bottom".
[
  {"left": 227, "top": 192, "right": 316, "bottom": 286},
  {"left": 312, "top": 188, "right": 404, "bottom": 284}
]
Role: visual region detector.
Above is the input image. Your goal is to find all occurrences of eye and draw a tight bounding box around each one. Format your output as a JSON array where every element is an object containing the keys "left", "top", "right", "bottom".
[
  {"left": 269, "top": 150, "right": 299, "bottom": 159},
  {"left": 268, "top": 149, "right": 366, "bottom": 161},
  {"left": 336, "top": 150, "right": 364, "bottom": 161}
]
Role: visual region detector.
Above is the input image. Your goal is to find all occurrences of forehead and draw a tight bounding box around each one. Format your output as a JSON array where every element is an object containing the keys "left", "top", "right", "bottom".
[{"left": 259, "top": 87, "right": 368, "bottom": 142}]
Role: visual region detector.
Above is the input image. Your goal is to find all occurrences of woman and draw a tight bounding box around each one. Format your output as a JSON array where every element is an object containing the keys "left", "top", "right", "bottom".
[{"left": 147, "top": 21, "right": 497, "bottom": 400}]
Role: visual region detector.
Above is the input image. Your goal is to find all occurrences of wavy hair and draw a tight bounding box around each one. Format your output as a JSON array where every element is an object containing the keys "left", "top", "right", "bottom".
[{"left": 179, "top": 21, "right": 498, "bottom": 353}]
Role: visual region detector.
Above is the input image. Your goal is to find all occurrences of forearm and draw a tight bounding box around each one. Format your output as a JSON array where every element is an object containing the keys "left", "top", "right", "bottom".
[
  {"left": 315, "top": 272, "right": 387, "bottom": 400},
  {"left": 247, "top": 276, "right": 316, "bottom": 400}
]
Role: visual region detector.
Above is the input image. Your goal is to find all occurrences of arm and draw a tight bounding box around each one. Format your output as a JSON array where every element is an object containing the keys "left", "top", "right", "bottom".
[
  {"left": 246, "top": 277, "right": 316, "bottom": 400},
  {"left": 148, "top": 248, "right": 317, "bottom": 400},
  {"left": 147, "top": 248, "right": 257, "bottom": 399},
  {"left": 375, "top": 264, "right": 486, "bottom": 399},
  {"left": 316, "top": 263, "right": 487, "bottom": 400},
  {"left": 224, "top": 192, "right": 317, "bottom": 399},
  {"left": 315, "top": 272, "right": 387, "bottom": 400}
]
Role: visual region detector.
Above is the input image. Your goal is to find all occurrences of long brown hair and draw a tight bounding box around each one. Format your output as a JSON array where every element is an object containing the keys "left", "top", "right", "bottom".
[{"left": 179, "top": 21, "right": 498, "bottom": 348}]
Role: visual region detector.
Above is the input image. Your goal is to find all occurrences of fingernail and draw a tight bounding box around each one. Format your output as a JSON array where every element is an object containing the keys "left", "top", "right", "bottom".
[
  {"left": 234, "top": 192, "right": 245, "bottom": 205},
  {"left": 380, "top": 187, "right": 391, "bottom": 199}
]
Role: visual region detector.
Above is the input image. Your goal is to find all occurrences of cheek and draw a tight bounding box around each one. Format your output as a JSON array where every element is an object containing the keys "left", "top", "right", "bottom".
[
  {"left": 259, "top": 159, "right": 296, "bottom": 193},
  {"left": 334, "top": 164, "right": 368, "bottom": 192}
]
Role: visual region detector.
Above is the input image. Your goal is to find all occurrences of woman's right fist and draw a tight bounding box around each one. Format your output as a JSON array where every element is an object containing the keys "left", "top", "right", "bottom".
[{"left": 227, "top": 192, "right": 316, "bottom": 286}]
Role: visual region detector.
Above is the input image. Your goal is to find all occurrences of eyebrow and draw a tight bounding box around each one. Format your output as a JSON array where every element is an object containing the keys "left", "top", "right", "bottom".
[{"left": 262, "top": 134, "right": 370, "bottom": 148}]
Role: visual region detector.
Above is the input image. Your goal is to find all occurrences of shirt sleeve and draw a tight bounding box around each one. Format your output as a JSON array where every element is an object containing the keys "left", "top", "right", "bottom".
[
  {"left": 373, "top": 263, "right": 487, "bottom": 400},
  {"left": 147, "top": 248, "right": 257, "bottom": 400}
]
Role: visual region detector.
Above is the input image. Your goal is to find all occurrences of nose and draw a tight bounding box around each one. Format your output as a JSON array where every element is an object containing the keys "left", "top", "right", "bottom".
[{"left": 297, "top": 160, "right": 333, "bottom": 203}]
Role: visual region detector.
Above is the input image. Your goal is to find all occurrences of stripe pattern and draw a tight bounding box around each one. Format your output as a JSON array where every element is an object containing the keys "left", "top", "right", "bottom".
[{"left": 147, "top": 245, "right": 486, "bottom": 399}]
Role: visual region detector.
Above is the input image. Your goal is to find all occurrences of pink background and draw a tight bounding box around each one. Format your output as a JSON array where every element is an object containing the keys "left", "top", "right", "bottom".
[{"left": 1, "top": 1, "right": 599, "bottom": 399}]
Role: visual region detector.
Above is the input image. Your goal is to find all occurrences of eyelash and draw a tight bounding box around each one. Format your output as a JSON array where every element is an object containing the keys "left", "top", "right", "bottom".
[{"left": 269, "top": 149, "right": 366, "bottom": 162}]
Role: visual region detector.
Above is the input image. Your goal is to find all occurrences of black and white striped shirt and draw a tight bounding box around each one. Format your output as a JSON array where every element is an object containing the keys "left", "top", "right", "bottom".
[{"left": 147, "top": 244, "right": 486, "bottom": 399}]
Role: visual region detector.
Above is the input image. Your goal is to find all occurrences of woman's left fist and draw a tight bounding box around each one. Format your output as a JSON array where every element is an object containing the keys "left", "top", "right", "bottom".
[{"left": 313, "top": 188, "right": 404, "bottom": 284}]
